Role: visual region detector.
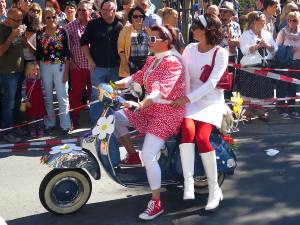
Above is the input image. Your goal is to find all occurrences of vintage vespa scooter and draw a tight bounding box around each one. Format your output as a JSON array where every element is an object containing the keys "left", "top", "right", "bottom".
[{"left": 39, "top": 83, "right": 237, "bottom": 215}]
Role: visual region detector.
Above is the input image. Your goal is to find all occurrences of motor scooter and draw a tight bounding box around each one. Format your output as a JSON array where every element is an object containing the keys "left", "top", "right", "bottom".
[{"left": 39, "top": 83, "right": 237, "bottom": 215}]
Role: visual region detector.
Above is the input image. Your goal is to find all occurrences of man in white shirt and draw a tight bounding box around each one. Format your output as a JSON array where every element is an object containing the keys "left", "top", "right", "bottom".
[{"left": 135, "top": 0, "right": 161, "bottom": 27}]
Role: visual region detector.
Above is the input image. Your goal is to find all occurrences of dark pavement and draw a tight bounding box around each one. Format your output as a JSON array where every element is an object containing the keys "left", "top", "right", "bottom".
[{"left": 3, "top": 108, "right": 300, "bottom": 225}]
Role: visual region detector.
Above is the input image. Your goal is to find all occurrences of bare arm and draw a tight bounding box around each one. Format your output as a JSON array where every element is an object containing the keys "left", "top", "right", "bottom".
[
  {"left": 0, "top": 27, "right": 22, "bottom": 56},
  {"left": 82, "top": 45, "right": 95, "bottom": 71}
]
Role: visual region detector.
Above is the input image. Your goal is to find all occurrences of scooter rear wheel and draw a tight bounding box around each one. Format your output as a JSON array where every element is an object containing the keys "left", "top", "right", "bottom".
[
  {"left": 39, "top": 169, "right": 92, "bottom": 214},
  {"left": 194, "top": 172, "right": 225, "bottom": 194}
]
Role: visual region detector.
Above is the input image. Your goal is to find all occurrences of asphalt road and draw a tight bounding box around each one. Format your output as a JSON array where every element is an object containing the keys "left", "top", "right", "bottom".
[{"left": 1, "top": 132, "right": 300, "bottom": 225}]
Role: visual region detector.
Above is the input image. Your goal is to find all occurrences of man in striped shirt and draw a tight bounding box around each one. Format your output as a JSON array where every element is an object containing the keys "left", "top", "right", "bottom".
[{"left": 65, "top": 0, "right": 92, "bottom": 130}]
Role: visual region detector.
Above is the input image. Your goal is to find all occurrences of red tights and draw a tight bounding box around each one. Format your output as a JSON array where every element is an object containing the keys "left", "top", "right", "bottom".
[{"left": 180, "top": 118, "right": 214, "bottom": 153}]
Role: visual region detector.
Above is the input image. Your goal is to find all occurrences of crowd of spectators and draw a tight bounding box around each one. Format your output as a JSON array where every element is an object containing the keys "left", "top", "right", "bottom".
[{"left": 0, "top": 0, "right": 300, "bottom": 143}]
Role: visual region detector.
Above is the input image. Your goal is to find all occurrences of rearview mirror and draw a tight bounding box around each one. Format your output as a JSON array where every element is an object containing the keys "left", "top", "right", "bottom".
[{"left": 129, "top": 82, "right": 143, "bottom": 98}]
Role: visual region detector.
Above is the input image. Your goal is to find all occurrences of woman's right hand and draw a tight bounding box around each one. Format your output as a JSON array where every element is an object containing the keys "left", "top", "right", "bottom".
[
  {"left": 123, "top": 101, "right": 140, "bottom": 109},
  {"left": 171, "top": 96, "right": 190, "bottom": 109},
  {"left": 26, "top": 102, "right": 32, "bottom": 108},
  {"left": 114, "top": 80, "right": 126, "bottom": 89}
]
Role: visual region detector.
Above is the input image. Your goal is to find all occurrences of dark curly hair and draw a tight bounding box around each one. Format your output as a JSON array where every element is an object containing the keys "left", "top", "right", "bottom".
[
  {"left": 150, "top": 24, "right": 177, "bottom": 49},
  {"left": 191, "top": 13, "right": 224, "bottom": 46},
  {"left": 128, "top": 6, "right": 145, "bottom": 24}
]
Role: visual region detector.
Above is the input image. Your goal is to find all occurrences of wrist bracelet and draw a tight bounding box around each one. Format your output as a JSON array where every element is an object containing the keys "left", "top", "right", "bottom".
[{"left": 7, "top": 38, "right": 12, "bottom": 44}]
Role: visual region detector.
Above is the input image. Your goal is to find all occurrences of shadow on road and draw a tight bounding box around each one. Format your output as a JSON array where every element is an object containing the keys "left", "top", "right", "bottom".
[
  {"left": 7, "top": 192, "right": 208, "bottom": 225},
  {"left": 6, "top": 136, "right": 300, "bottom": 225}
]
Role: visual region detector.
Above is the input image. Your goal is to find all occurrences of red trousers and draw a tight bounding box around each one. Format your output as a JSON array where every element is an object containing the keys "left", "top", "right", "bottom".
[
  {"left": 181, "top": 118, "right": 214, "bottom": 153},
  {"left": 69, "top": 68, "right": 91, "bottom": 121}
]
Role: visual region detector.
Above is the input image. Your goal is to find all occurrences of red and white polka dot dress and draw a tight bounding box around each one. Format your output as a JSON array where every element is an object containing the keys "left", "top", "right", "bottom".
[{"left": 124, "top": 55, "right": 185, "bottom": 141}]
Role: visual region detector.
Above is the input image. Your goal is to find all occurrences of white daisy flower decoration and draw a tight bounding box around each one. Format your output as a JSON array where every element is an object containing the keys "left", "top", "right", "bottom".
[
  {"left": 49, "top": 143, "right": 82, "bottom": 155},
  {"left": 92, "top": 115, "right": 115, "bottom": 140}
]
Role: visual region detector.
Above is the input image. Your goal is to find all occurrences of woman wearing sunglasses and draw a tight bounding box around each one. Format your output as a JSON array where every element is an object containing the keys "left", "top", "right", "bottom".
[
  {"left": 118, "top": 6, "right": 149, "bottom": 78},
  {"left": 23, "top": 2, "right": 42, "bottom": 60},
  {"left": 276, "top": 11, "right": 300, "bottom": 119},
  {"left": 36, "top": 7, "right": 71, "bottom": 134},
  {"left": 171, "top": 13, "right": 228, "bottom": 210},
  {"left": 114, "top": 25, "right": 185, "bottom": 220}
]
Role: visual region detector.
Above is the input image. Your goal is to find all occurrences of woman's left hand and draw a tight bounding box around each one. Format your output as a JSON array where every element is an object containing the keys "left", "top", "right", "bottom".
[{"left": 171, "top": 96, "right": 190, "bottom": 109}]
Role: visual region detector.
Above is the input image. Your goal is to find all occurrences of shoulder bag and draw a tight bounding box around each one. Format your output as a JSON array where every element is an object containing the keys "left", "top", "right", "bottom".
[{"left": 199, "top": 47, "right": 233, "bottom": 91}]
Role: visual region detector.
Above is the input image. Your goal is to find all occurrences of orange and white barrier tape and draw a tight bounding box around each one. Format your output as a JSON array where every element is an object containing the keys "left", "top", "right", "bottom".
[
  {"left": 228, "top": 62, "right": 300, "bottom": 73},
  {"left": 0, "top": 99, "right": 99, "bottom": 133},
  {"left": 0, "top": 137, "right": 80, "bottom": 150},
  {"left": 240, "top": 67, "right": 300, "bottom": 85},
  {"left": 0, "top": 147, "right": 51, "bottom": 153}
]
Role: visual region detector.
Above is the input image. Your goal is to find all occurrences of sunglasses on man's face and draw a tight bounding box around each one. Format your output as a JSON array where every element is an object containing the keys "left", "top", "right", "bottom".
[
  {"left": 149, "top": 36, "right": 164, "bottom": 43},
  {"left": 132, "top": 15, "right": 144, "bottom": 19},
  {"left": 46, "top": 16, "right": 56, "bottom": 20},
  {"left": 77, "top": 8, "right": 89, "bottom": 12},
  {"left": 9, "top": 17, "right": 23, "bottom": 23}
]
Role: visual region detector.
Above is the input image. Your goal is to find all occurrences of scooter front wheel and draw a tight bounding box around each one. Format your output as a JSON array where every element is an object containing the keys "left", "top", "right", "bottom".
[{"left": 39, "top": 169, "right": 92, "bottom": 214}]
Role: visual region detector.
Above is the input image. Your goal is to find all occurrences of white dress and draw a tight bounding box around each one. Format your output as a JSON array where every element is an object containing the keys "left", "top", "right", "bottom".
[{"left": 182, "top": 43, "right": 228, "bottom": 128}]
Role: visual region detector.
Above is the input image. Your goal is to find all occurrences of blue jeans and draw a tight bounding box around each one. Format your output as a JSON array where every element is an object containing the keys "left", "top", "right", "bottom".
[
  {"left": 276, "top": 60, "right": 300, "bottom": 114},
  {"left": 0, "top": 72, "right": 21, "bottom": 129},
  {"left": 40, "top": 63, "right": 71, "bottom": 130},
  {"left": 90, "top": 67, "right": 118, "bottom": 124}
]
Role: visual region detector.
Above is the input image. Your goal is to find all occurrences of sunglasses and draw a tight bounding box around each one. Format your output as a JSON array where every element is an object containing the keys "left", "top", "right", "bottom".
[
  {"left": 132, "top": 15, "right": 144, "bottom": 19},
  {"left": 77, "top": 8, "right": 89, "bottom": 12},
  {"left": 24, "top": 0, "right": 32, "bottom": 2},
  {"left": 30, "top": 9, "right": 40, "bottom": 13},
  {"left": 9, "top": 17, "right": 23, "bottom": 23},
  {"left": 149, "top": 36, "right": 164, "bottom": 43},
  {"left": 46, "top": 16, "right": 56, "bottom": 20},
  {"left": 255, "top": 11, "right": 263, "bottom": 20},
  {"left": 288, "top": 19, "right": 298, "bottom": 23}
]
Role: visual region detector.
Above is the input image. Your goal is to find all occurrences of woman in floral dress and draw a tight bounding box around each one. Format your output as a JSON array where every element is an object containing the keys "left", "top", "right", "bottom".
[
  {"left": 36, "top": 7, "right": 71, "bottom": 134},
  {"left": 114, "top": 25, "right": 185, "bottom": 220}
]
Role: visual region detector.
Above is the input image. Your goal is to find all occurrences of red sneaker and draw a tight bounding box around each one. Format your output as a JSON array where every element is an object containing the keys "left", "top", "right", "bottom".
[
  {"left": 120, "top": 152, "right": 142, "bottom": 167},
  {"left": 139, "top": 199, "right": 164, "bottom": 220}
]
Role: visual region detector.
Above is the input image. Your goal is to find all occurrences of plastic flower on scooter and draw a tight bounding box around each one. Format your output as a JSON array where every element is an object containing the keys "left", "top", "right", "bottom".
[
  {"left": 231, "top": 92, "right": 244, "bottom": 118},
  {"left": 92, "top": 115, "right": 115, "bottom": 140},
  {"left": 49, "top": 144, "right": 82, "bottom": 155}
]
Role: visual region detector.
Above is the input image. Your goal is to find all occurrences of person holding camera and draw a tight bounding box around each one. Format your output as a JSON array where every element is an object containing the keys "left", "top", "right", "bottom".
[
  {"left": 239, "top": 11, "right": 277, "bottom": 122},
  {"left": 0, "top": 8, "right": 25, "bottom": 143}
]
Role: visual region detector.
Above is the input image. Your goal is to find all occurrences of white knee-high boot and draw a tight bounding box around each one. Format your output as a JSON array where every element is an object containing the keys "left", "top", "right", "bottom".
[
  {"left": 200, "top": 151, "right": 223, "bottom": 210},
  {"left": 179, "top": 143, "right": 195, "bottom": 200}
]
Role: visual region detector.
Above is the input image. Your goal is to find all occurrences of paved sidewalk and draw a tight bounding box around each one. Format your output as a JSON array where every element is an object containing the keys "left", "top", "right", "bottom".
[{"left": 234, "top": 108, "right": 300, "bottom": 138}]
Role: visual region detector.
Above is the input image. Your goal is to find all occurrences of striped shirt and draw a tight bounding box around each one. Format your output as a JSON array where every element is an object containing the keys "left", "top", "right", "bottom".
[{"left": 65, "top": 19, "right": 89, "bottom": 69}]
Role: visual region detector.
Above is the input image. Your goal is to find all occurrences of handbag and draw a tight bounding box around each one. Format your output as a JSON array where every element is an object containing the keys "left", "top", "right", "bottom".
[
  {"left": 199, "top": 47, "right": 233, "bottom": 91},
  {"left": 240, "top": 51, "right": 263, "bottom": 67},
  {"left": 220, "top": 104, "right": 234, "bottom": 134},
  {"left": 274, "top": 29, "right": 293, "bottom": 67}
]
